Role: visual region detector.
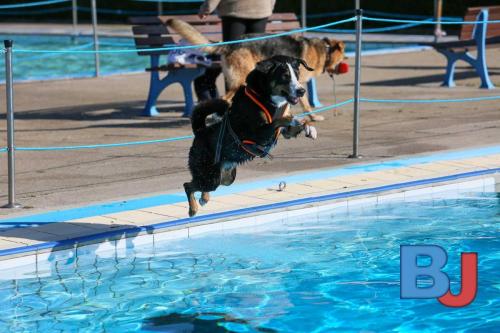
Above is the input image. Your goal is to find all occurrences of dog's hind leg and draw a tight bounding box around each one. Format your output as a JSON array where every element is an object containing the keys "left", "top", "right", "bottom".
[
  {"left": 183, "top": 182, "right": 199, "bottom": 217},
  {"left": 199, "top": 192, "right": 210, "bottom": 206},
  {"left": 220, "top": 162, "right": 237, "bottom": 186}
]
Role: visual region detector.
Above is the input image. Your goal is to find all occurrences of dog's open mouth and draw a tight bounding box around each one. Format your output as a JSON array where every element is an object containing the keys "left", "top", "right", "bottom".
[
  {"left": 288, "top": 96, "right": 300, "bottom": 105},
  {"left": 282, "top": 91, "right": 300, "bottom": 105}
]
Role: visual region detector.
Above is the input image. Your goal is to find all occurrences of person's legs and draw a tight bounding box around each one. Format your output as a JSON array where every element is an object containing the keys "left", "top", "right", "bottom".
[
  {"left": 245, "top": 17, "right": 268, "bottom": 34},
  {"left": 221, "top": 16, "right": 248, "bottom": 41},
  {"left": 194, "top": 68, "right": 221, "bottom": 101},
  {"left": 195, "top": 17, "right": 253, "bottom": 102}
]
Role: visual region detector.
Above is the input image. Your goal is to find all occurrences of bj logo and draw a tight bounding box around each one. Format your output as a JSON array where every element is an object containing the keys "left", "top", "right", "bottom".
[{"left": 400, "top": 245, "right": 477, "bottom": 307}]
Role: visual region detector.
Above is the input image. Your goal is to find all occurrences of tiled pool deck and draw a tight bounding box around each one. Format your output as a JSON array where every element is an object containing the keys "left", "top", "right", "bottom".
[{"left": 0, "top": 146, "right": 499, "bottom": 262}]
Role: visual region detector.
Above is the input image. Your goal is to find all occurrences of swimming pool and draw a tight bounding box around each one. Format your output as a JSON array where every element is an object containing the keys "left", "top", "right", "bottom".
[
  {"left": 0, "top": 34, "right": 418, "bottom": 82},
  {"left": 0, "top": 181, "right": 498, "bottom": 332}
]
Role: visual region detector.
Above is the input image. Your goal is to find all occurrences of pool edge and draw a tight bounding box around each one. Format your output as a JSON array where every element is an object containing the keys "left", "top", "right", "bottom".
[{"left": 0, "top": 167, "right": 498, "bottom": 263}]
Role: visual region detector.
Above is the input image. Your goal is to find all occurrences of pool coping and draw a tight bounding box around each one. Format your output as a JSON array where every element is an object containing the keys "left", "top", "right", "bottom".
[
  {"left": 0, "top": 164, "right": 498, "bottom": 262},
  {"left": 4, "top": 145, "right": 500, "bottom": 224}
]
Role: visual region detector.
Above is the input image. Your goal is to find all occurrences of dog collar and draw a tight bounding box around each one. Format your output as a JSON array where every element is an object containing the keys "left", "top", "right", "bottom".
[{"left": 244, "top": 87, "right": 274, "bottom": 124}]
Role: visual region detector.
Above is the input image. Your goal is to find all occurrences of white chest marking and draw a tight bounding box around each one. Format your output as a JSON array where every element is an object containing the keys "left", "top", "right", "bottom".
[{"left": 271, "top": 95, "right": 287, "bottom": 107}]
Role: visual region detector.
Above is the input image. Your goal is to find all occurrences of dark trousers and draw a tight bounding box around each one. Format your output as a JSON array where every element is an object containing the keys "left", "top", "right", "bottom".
[{"left": 194, "top": 16, "right": 268, "bottom": 102}]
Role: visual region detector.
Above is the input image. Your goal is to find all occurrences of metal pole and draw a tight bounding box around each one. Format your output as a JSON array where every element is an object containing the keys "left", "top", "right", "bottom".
[
  {"left": 158, "top": 1, "right": 163, "bottom": 16},
  {"left": 349, "top": 5, "right": 363, "bottom": 159},
  {"left": 2, "top": 40, "right": 21, "bottom": 208},
  {"left": 91, "top": 0, "right": 100, "bottom": 77},
  {"left": 301, "top": 0, "right": 307, "bottom": 28},
  {"left": 72, "top": 0, "right": 78, "bottom": 38}
]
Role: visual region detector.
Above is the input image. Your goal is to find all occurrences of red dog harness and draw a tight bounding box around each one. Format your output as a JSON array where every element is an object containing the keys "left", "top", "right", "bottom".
[
  {"left": 238, "top": 87, "right": 283, "bottom": 158},
  {"left": 214, "top": 87, "right": 285, "bottom": 164}
]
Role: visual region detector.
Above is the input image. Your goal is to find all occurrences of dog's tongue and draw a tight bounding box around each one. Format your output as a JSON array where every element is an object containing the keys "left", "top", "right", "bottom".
[{"left": 335, "top": 62, "right": 349, "bottom": 74}]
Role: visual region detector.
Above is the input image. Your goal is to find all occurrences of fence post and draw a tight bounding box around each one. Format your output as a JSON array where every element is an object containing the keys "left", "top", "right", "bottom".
[
  {"left": 301, "top": 0, "right": 307, "bottom": 28},
  {"left": 349, "top": 6, "right": 363, "bottom": 159},
  {"left": 2, "top": 40, "right": 21, "bottom": 209},
  {"left": 72, "top": 0, "right": 78, "bottom": 39},
  {"left": 158, "top": 1, "right": 163, "bottom": 16},
  {"left": 91, "top": 0, "right": 100, "bottom": 77}
]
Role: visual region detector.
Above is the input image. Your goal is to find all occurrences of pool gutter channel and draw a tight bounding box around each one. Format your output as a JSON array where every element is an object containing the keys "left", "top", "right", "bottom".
[{"left": 0, "top": 168, "right": 498, "bottom": 262}]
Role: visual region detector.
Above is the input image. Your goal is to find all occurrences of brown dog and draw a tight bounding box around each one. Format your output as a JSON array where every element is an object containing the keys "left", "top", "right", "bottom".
[{"left": 166, "top": 18, "right": 346, "bottom": 121}]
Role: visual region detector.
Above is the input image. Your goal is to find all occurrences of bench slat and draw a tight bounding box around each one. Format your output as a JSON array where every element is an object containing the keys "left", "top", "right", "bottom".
[
  {"left": 133, "top": 25, "right": 168, "bottom": 35},
  {"left": 460, "top": 6, "right": 500, "bottom": 40},
  {"left": 134, "top": 36, "right": 175, "bottom": 46},
  {"left": 465, "top": 5, "right": 500, "bottom": 16},
  {"left": 138, "top": 50, "right": 171, "bottom": 56},
  {"left": 163, "top": 21, "right": 300, "bottom": 35},
  {"left": 463, "top": 12, "right": 500, "bottom": 20},
  {"left": 268, "top": 13, "right": 298, "bottom": 21},
  {"left": 461, "top": 25, "right": 500, "bottom": 40},
  {"left": 131, "top": 12, "right": 301, "bottom": 60},
  {"left": 429, "top": 35, "right": 500, "bottom": 50},
  {"left": 170, "top": 34, "right": 222, "bottom": 43},
  {"left": 267, "top": 21, "right": 301, "bottom": 30},
  {"left": 130, "top": 13, "right": 299, "bottom": 25},
  {"left": 166, "top": 24, "right": 222, "bottom": 34}
]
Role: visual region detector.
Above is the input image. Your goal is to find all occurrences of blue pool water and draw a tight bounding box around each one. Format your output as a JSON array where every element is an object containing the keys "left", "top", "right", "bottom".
[
  {"left": 0, "top": 34, "right": 416, "bottom": 82},
  {"left": 0, "top": 189, "right": 498, "bottom": 332},
  {"left": 0, "top": 35, "right": 148, "bottom": 82}
]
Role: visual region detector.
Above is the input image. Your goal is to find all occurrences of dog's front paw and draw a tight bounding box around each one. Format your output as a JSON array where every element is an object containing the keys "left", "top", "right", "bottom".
[{"left": 304, "top": 124, "right": 317, "bottom": 140}]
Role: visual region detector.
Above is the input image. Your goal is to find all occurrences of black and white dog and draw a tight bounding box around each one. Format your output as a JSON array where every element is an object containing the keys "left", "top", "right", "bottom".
[{"left": 184, "top": 55, "right": 317, "bottom": 217}]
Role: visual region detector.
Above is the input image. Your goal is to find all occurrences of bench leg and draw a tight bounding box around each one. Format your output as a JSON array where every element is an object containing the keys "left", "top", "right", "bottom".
[
  {"left": 439, "top": 50, "right": 458, "bottom": 88},
  {"left": 456, "top": 51, "right": 495, "bottom": 90},
  {"left": 144, "top": 55, "right": 162, "bottom": 116},
  {"left": 307, "top": 78, "right": 323, "bottom": 107},
  {"left": 144, "top": 66, "right": 206, "bottom": 117},
  {"left": 438, "top": 48, "right": 494, "bottom": 90},
  {"left": 471, "top": 9, "right": 494, "bottom": 89},
  {"left": 473, "top": 48, "right": 495, "bottom": 89},
  {"left": 144, "top": 70, "right": 162, "bottom": 116}
]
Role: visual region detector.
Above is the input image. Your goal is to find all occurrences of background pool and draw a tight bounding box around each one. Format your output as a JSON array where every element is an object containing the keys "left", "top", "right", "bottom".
[
  {"left": 0, "top": 186, "right": 498, "bottom": 332},
  {"left": 0, "top": 34, "right": 416, "bottom": 82}
]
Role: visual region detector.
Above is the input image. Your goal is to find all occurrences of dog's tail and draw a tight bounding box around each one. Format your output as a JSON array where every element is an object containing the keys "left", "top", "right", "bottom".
[
  {"left": 166, "top": 19, "right": 225, "bottom": 54},
  {"left": 191, "top": 99, "right": 230, "bottom": 134}
]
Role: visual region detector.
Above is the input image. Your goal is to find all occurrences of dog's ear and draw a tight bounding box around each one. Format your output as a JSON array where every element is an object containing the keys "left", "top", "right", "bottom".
[
  {"left": 334, "top": 40, "right": 345, "bottom": 52},
  {"left": 246, "top": 62, "right": 271, "bottom": 94},
  {"left": 295, "top": 58, "right": 314, "bottom": 72},
  {"left": 254, "top": 59, "right": 276, "bottom": 74},
  {"left": 326, "top": 38, "right": 345, "bottom": 53}
]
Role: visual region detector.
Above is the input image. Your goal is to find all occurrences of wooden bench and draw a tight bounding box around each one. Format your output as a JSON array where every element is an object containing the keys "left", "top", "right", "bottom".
[
  {"left": 130, "top": 13, "right": 322, "bottom": 116},
  {"left": 428, "top": 6, "right": 500, "bottom": 89}
]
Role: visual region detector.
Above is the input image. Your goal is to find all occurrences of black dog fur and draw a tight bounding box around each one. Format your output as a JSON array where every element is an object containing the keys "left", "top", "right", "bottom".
[{"left": 184, "top": 55, "right": 314, "bottom": 217}]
